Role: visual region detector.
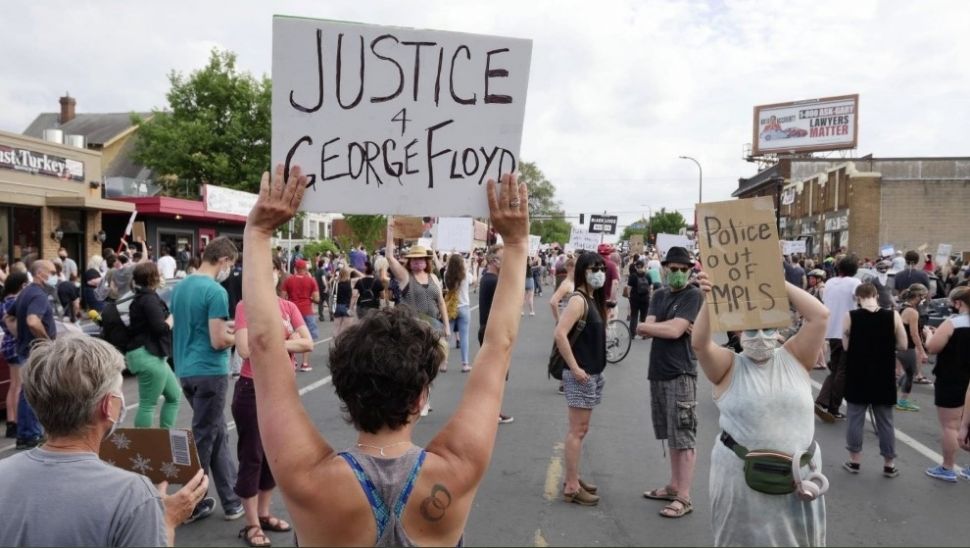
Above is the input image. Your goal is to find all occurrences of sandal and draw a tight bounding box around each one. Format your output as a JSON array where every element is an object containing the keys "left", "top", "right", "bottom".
[
  {"left": 239, "top": 525, "right": 271, "bottom": 547},
  {"left": 643, "top": 485, "right": 678, "bottom": 501},
  {"left": 258, "top": 515, "right": 292, "bottom": 532},
  {"left": 659, "top": 496, "right": 693, "bottom": 518}
]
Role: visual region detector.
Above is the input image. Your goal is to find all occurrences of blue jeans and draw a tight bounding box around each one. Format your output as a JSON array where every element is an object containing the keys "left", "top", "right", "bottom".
[
  {"left": 303, "top": 315, "right": 320, "bottom": 341},
  {"left": 451, "top": 305, "right": 471, "bottom": 364},
  {"left": 17, "top": 389, "right": 43, "bottom": 440}
]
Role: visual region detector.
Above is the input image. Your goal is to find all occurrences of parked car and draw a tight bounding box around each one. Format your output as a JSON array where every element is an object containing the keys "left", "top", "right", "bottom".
[{"left": 80, "top": 278, "right": 182, "bottom": 339}]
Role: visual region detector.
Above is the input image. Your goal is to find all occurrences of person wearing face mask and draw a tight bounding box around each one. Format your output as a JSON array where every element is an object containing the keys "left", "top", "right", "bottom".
[
  {"left": 924, "top": 286, "right": 970, "bottom": 482},
  {"left": 691, "top": 267, "right": 830, "bottom": 546},
  {"left": 8, "top": 260, "right": 58, "bottom": 449},
  {"left": 555, "top": 252, "right": 608, "bottom": 506},
  {"left": 841, "top": 283, "right": 908, "bottom": 477},
  {"left": 170, "top": 236, "right": 243, "bottom": 523},
  {"left": 0, "top": 334, "right": 208, "bottom": 547},
  {"left": 896, "top": 284, "right": 929, "bottom": 412},
  {"left": 637, "top": 246, "right": 704, "bottom": 519}
]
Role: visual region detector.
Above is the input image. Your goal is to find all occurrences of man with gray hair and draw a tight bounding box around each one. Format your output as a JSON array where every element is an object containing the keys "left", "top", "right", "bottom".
[
  {"left": 0, "top": 334, "right": 207, "bottom": 547},
  {"left": 6, "top": 260, "right": 57, "bottom": 449}
]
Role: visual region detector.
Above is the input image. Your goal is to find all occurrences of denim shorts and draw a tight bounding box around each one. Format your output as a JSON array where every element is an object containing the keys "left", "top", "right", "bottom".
[
  {"left": 650, "top": 374, "right": 697, "bottom": 449},
  {"left": 562, "top": 369, "right": 605, "bottom": 409},
  {"left": 303, "top": 315, "right": 320, "bottom": 341}
]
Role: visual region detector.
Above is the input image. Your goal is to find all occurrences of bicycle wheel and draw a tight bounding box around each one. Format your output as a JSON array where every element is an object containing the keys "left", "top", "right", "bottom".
[{"left": 606, "top": 319, "right": 632, "bottom": 364}]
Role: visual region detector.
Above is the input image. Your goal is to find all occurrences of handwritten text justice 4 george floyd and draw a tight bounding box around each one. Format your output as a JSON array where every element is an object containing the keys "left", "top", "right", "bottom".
[{"left": 282, "top": 30, "right": 520, "bottom": 188}]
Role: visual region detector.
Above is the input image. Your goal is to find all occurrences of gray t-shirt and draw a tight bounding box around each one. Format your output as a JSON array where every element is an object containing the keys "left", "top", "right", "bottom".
[
  {"left": 0, "top": 448, "right": 167, "bottom": 547},
  {"left": 647, "top": 285, "right": 704, "bottom": 381}
]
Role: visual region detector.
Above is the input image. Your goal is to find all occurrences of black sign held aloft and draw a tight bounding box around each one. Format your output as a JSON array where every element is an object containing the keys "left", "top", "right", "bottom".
[{"left": 588, "top": 215, "right": 617, "bottom": 235}]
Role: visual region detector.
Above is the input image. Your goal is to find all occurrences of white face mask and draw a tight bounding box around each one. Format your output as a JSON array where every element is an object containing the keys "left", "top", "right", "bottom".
[
  {"left": 216, "top": 264, "right": 232, "bottom": 283},
  {"left": 106, "top": 391, "right": 127, "bottom": 439},
  {"left": 586, "top": 270, "right": 606, "bottom": 289},
  {"left": 876, "top": 271, "right": 888, "bottom": 284},
  {"left": 740, "top": 329, "right": 781, "bottom": 363}
]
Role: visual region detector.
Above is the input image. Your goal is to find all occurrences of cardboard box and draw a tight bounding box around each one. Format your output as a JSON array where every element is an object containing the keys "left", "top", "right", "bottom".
[
  {"left": 696, "top": 197, "right": 791, "bottom": 332},
  {"left": 100, "top": 428, "right": 201, "bottom": 484}
]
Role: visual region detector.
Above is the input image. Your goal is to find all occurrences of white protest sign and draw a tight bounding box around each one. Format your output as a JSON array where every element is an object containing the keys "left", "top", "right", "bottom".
[
  {"left": 936, "top": 243, "right": 953, "bottom": 266},
  {"left": 782, "top": 240, "right": 806, "bottom": 255},
  {"left": 123, "top": 210, "right": 138, "bottom": 237},
  {"left": 568, "top": 227, "right": 599, "bottom": 251},
  {"left": 656, "top": 233, "right": 690, "bottom": 258},
  {"left": 434, "top": 217, "right": 473, "bottom": 252},
  {"left": 879, "top": 245, "right": 895, "bottom": 258},
  {"left": 272, "top": 16, "right": 533, "bottom": 217},
  {"left": 528, "top": 235, "right": 542, "bottom": 257},
  {"left": 417, "top": 237, "right": 433, "bottom": 249}
]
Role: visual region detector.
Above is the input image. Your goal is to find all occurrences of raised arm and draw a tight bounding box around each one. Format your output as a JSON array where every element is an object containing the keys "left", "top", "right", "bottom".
[
  {"left": 690, "top": 271, "right": 735, "bottom": 387},
  {"left": 782, "top": 281, "right": 830, "bottom": 371},
  {"left": 425, "top": 174, "right": 528, "bottom": 489},
  {"left": 385, "top": 219, "right": 409, "bottom": 287},
  {"left": 242, "top": 165, "right": 335, "bottom": 499}
]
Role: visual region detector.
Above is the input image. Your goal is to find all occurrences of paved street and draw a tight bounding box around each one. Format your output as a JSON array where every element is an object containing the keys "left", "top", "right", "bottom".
[{"left": 3, "top": 290, "right": 969, "bottom": 546}]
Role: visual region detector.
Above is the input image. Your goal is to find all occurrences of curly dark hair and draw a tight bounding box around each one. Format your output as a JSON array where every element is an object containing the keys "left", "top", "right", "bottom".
[{"left": 328, "top": 305, "right": 444, "bottom": 433}]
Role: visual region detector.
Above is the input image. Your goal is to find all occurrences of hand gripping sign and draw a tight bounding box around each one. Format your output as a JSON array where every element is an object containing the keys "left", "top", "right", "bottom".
[
  {"left": 272, "top": 16, "right": 532, "bottom": 217},
  {"left": 696, "top": 197, "right": 790, "bottom": 332}
]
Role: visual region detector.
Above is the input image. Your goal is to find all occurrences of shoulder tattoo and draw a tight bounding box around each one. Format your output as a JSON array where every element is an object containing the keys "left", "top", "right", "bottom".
[{"left": 419, "top": 483, "right": 452, "bottom": 522}]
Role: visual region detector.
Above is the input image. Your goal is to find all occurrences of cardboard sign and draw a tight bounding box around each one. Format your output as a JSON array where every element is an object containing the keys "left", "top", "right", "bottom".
[
  {"left": 568, "top": 227, "right": 599, "bottom": 251},
  {"left": 697, "top": 197, "right": 791, "bottom": 332},
  {"left": 629, "top": 234, "right": 644, "bottom": 255},
  {"left": 588, "top": 214, "right": 618, "bottom": 235},
  {"left": 656, "top": 233, "right": 690, "bottom": 258},
  {"left": 393, "top": 216, "right": 426, "bottom": 240},
  {"left": 100, "top": 428, "right": 201, "bottom": 485},
  {"left": 434, "top": 217, "right": 473, "bottom": 252},
  {"left": 528, "top": 234, "right": 542, "bottom": 257},
  {"left": 132, "top": 221, "right": 147, "bottom": 243},
  {"left": 272, "top": 16, "right": 533, "bottom": 217}
]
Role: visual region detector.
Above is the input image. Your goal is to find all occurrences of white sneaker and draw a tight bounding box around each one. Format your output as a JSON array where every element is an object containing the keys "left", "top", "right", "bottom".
[{"left": 420, "top": 402, "right": 431, "bottom": 417}]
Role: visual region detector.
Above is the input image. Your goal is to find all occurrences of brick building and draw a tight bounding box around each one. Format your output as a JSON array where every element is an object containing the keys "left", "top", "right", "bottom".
[{"left": 735, "top": 157, "right": 970, "bottom": 260}]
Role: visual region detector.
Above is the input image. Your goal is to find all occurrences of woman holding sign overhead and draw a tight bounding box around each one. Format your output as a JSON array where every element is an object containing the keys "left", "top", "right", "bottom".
[{"left": 691, "top": 271, "right": 829, "bottom": 546}]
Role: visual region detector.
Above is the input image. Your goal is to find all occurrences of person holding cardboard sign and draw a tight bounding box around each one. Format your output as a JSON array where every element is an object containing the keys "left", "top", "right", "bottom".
[
  {"left": 241, "top": 165, "right": 528, "bottom": 546},
  {"left": 690, "top": 270, "right": 829, "bottom": 546},
  {"left": 0, "top": 334, "right": 208, "bottom": 547}
]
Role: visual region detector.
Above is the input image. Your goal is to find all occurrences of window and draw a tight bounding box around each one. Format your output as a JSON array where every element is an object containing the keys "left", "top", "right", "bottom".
[{"left": 11, "top": 207, "right": 41, "bottom": 262}]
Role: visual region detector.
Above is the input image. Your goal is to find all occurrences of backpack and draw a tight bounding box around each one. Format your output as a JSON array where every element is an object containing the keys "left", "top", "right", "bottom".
[
  {"left": 636, "top": 273, "right": 651, "bottom": 297},
  {"left": 547, "top": 293, "right": 589, "bottom": 380},
  {"left": 357, "top": 278, "right": 377, "bottom": 306}
]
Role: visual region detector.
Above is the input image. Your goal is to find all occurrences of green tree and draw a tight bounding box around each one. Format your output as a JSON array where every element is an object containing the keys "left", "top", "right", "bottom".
[
  {"left": 516, "top": 161, "right": 571, "bottom": 243},
  {"left": 303, "top": 239, "right": 341, "bottom": 259},
  {"left": 620, "top": 209, "right": 686, "bottom": 243},
  {"left": 343, "top": 214, "right": 387, "bottom": 250},
  {"left": 132, "top": 49, "right": 271, "bottom": 196}
]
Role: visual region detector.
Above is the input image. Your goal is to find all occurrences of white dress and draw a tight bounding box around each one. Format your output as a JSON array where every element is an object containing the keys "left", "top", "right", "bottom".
[{"left": 710, "top": 347, "right": 826, "bottom": 547}]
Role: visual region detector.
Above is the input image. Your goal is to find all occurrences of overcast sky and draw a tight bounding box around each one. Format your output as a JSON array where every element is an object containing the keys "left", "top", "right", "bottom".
[{"left": 3, "top": 0, "right": 968, "bottom": 235}]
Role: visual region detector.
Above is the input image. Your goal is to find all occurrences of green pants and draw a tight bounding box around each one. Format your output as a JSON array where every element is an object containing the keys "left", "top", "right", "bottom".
[{"left": 125, "top": 347, "right": 181, "bottom": 428}]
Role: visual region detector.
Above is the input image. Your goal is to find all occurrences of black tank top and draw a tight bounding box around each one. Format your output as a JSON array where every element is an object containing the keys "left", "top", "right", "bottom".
[
  {"left": 900, "top": 303, "right": 924, "bottom": 349},
  {"left": 569, "top": 293, "right": 606, "bottom": 375},
  {"left": 933, "top": 315, "right": 970, "bottom": 386},
  {"left": 844, "top": 308, "right": 898, "bottom": 406}
]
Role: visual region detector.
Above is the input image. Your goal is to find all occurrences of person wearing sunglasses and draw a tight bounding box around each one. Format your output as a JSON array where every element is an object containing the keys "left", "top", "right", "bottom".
[
  {"left": 637, "top": 246, "right": 704, "bottom": 519},
  {"left": 690, "top": 267, "right": 830, "bottom": 546}
]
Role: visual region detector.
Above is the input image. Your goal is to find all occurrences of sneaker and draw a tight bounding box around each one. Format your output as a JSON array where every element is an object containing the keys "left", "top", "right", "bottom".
[
  {"left": 15, "top": 436, "right": 42, "bottom": 450},
  {"left": 842, "top": 461, "right": 860, "bottom": 474},
  {"left": 184, "top": 497, "right": 216, "bottom": 524},
  {"left": 298, "top": 364, "right": 313, "bottom": 372},
  {"left": 224, "top": 503, "right": 245, "bottom": 521},
  {"left": 814, "top": 404, "right": 835, "bottom": 424},
  {"left": 958, "top": 467, "right": 970, "bottom": 481},
  {"left": 896, "top": 400, "right": 920, "bottom": 412},
  {"left": 883, "top": 465, "right": 900, "bottom": 478},
  {"left": 832, "top": 411, "right": 847, "bottom": 421},
  {"left": 926, "top": 465, "right": 958, "bottom": 483},
  {"left": 4, "top": 422, "right": 16, "bottom": 439},
  {"left": 498, "top": 414, "right": 514, "bottom": 424},
  {"left": 914, "top": 376, "right": 933, "bottom": 385},
  {"left": 461, "top": 364, "right": 472, "bottom": 373}
]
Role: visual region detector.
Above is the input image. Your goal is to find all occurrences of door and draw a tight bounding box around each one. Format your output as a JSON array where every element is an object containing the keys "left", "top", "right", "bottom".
[{"left": 199, "top": 228, "right": 216, "bottom": 257}]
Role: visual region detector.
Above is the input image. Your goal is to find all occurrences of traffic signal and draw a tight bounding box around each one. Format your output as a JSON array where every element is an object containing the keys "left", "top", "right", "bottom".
[{"left": 579, "top": 213, "right": 585, "bottom": 225}]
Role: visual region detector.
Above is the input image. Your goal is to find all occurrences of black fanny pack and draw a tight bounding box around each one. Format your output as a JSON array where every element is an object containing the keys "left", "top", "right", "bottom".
[{"left": 721, "top": 431, "right": 815, "bottom": 495}]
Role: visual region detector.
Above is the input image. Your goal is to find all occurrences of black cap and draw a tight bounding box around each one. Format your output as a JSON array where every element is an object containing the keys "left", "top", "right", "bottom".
[{"left": 662, "top": 246, "right": 692, "bottom": 266}]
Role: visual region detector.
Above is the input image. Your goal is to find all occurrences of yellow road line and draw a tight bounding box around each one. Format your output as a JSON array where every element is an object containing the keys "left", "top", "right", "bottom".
[{"left": 543, "top": 442, "right": 565, "bottom": 501}]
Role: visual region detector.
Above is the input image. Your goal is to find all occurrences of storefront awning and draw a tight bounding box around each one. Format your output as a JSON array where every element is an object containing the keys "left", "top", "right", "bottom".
[
  {"left": 46, "top": 195, "right": 135, "bottom": 213},
  {"left": 108, "top": 196, "right": 247, "bottom": 224}
]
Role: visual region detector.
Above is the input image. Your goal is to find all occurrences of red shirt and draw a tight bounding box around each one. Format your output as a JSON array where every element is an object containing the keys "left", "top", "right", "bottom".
[
  {"left": 234, "top": 298, "right": 305, "bottom": 378},
  {"left": 282, "top": 273, "right": 318, "bottom": 316},
  {"left": 604, "top": 258, "right": 620, "bottom": 302}
]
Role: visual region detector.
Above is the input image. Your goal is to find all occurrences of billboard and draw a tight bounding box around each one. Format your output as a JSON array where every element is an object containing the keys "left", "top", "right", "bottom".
[{"left": 752, "top": 94, "right": 858, "bottom": 156}]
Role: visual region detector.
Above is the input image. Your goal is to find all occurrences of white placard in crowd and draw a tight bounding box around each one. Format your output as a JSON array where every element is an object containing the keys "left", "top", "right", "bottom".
[
  {"left": 782, "top": 240, "right": 806, "bottom": 255},
  {"left": 417, "top": 237, "right": 433, "bottom": 249},
  {"left": 205, "top": 184, "right": 259, "bottom": 217},
  {"left": 272, "top": 16, "right": 533, "bottom": 217},
  {"left": 880, "top": 245, "right": 895, "bottom": 257},
  {"left": 568, "top": 227, "right": 599, "bottom": 251},
  {"left": 656, "top": 233, "right": 690, "bottom": 258},
  {"left": 434, "top": 217, "right": 473, "bottom": 252},
  {"left": 528, "top": 235, "right": 541, "bottom": 257},
  {"left": 936, "top": 243, "right": 953, "bottom": 266}
]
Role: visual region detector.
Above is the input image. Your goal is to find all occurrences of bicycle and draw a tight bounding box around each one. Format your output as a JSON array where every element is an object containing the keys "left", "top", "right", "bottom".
[{"left": 606, "top": 318, "right": 632, "bottom": 364}]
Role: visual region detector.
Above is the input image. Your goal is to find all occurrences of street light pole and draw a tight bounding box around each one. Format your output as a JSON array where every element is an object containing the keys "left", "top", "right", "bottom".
[{"left": 678, "top": 155, "right": 703, "bottom": 204}]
